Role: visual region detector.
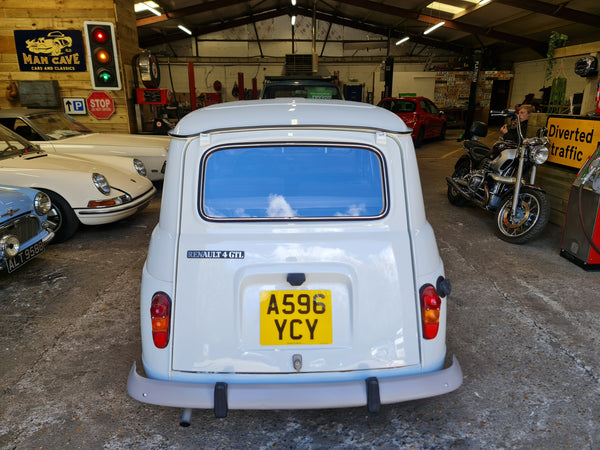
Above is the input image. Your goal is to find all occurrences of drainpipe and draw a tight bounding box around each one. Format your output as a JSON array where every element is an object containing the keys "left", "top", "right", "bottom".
[{"left": 312, "top": 0, "right": 317, "bottom": 55}]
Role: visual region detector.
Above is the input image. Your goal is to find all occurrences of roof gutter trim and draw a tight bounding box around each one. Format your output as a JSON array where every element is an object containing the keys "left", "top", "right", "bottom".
[{"left": 169, "top": 124, "right": 412, "bottom": 139}]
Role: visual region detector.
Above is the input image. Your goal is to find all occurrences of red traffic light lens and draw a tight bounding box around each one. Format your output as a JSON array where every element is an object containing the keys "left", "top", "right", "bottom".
[
  {"left": 94, "top": 48, "right": 111, "bottom": 64},
  {"left": 91, "top": 27, "right": 109, "bottom": 44}
]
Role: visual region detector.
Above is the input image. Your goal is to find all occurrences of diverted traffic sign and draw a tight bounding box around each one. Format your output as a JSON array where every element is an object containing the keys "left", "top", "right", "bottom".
[
  {"left": 86, "top": 91, "right": 115, "bottom": 119},
  {"left": 546, "top": 115, "right": 600, "bottom": 169}
]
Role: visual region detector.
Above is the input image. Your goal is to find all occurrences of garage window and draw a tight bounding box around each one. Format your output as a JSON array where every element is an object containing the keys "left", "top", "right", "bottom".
[{"left": 202, "top": 145, "right": 386, "bottom": 219}]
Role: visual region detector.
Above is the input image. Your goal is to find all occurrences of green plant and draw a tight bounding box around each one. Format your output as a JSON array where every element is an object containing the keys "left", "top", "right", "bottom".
[{"left": 545, "top": 32, "right": 568, "bottom": 81}]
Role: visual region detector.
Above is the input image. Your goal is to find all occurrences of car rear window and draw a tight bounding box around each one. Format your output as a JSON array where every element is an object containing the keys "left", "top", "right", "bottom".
[
  {"left": 261, "top": 84, "right": 342, "bottom": 99},
  {"left": 202, "top": 145, "right": 386, "bottom": 219},
  {"left": 379, "top": 100, "right": 416, "bottom": 114}
]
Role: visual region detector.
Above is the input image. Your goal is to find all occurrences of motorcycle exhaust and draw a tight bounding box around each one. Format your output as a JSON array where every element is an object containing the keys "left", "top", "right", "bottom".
[
  {"left": 446, "top": 177, "right": 487, "bottom": 208},
  {"left": 489, "top": 173, "right": 516, "bottom": 184},
  {"left": 446, "top": 177, "right": 472, "bottom": 199}
]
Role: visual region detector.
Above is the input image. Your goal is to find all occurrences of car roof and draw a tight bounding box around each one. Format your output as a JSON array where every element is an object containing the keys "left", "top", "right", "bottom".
[{"left": 172, "top": 99, "right": 411, "bottom": 137}]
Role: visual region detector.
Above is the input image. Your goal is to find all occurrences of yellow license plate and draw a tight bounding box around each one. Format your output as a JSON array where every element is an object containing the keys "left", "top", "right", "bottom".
[{"left": 260, "top": 290, "right": 332, "bottom": 345}]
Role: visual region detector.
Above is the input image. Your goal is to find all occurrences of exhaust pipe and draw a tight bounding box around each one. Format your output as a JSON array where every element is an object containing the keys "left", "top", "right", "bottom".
[
  {"left": 446, "top": 177, "right": 471, "bottom": 199},
  {"left": 446, "top": 177, "right": 487, "bottom": 208},
  {"left": 180, "top": 408, "right": 192, "bottom": 427}
]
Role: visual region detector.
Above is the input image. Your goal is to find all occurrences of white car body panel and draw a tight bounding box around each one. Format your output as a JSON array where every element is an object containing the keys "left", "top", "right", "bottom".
[
  {"left": 0, "top": 109, "right": 169, "bottom": 181},
  {"left": 34, "top": 133, "right": 168, "bottom": 181},
  {"left": 0, "top": 151, "right": 156, "bottom": 225},
  {"left": 129, "top": 99, "right": 461, "bottom": 414}
]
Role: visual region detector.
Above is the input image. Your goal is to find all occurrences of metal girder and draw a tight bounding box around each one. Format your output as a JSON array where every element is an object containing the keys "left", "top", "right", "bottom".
[
  {"left": 137, "top": 0, "right": 250, "bottom": 27},
  {"left": 138, "top": 4, "right": 467, "bottom": 54},
  {"left": 139, "top": 9, "right": 283, "bottom": 47},
  {"left": 339, "top": 0, "right": 546, "bottom": 55},
  {"left": 492, "top": 0, "right": 600, "bottom": 29},
  {"left": 136, "top": 0, "right": 563, "bottom": 56},
  {"left": 302, "top": 7, "right": 466, "bottom": 54}
]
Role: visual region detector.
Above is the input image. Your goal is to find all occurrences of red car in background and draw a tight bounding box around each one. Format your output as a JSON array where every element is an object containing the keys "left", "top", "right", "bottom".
[{"left": 377, "top": 97, "right": 446, "bottom": 147}]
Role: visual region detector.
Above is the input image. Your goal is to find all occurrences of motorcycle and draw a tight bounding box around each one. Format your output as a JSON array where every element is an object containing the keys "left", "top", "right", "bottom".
[{"left": 446, "top": 112, "right": 551, "bottom": 244}]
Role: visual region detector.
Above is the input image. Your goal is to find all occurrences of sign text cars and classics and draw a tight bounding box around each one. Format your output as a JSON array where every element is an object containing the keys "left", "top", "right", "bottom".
[
  {"left": 546, "top": 116, "right": 600, "bottom": 169},
  {"left": 14, "top": 30, "right": 86, "bottom": 72}
]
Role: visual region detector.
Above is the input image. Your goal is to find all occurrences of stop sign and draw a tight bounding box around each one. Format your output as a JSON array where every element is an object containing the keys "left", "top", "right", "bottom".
[{"left": 86, "top": 91, "right": 115, "bottom": 120}]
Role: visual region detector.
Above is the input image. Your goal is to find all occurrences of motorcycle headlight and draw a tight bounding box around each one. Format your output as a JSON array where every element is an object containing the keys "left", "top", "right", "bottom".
[
  {"left": 92, "top": 173, "right": 111, "bottom": 196},
  {"left": 34, "top": 191, "right": 52, "bottom": 215},
  {"left": 133, "top": 159, "right": 147, "bottom": 177},
  {"left": 529, "top": 145, "right": 549, "bottom": 165}
]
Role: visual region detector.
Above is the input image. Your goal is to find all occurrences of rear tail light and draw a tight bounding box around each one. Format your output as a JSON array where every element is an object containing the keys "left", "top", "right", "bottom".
[
  {"left": 150, "top": 292, "right": 171, "bottom": 348},
  {"left": 420, "top": 284, "right": 441, "bottom": 339}
]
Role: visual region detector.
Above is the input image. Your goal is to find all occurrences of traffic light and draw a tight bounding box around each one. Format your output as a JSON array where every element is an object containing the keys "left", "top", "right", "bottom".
[{"left": 83, "top": 21, "right": 122, "bottom": 90}]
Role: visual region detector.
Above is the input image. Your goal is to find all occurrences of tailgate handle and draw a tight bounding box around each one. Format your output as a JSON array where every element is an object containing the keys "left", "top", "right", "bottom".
[{"left": 286, "top": 273, "right": 306, "bottom": 286}]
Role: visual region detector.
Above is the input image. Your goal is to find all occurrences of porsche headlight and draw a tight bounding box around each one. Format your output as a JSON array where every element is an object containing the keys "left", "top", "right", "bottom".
[
  {"left": 34, "top": 191, "right": 52, "bottom": 215},
  {"left": 92, "top": 173, "right": 111, "bottom": 195},
  {"left": 529, "top": 145, "right": 549, "bottom": 165},
  {"left": 133, "top": 159, "right": 147, "bottom": 177}
]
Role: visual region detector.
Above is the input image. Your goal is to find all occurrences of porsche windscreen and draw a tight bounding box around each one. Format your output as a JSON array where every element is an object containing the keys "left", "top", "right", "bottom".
[
  {"left": 28, "top": 112, "right": 92, "bottom": 140},
  {"left": 201, "top": 145, "right": 386, "bottom": 220},
  {"left": 0, "top": 125, "right": 41, "bottom": 158}
]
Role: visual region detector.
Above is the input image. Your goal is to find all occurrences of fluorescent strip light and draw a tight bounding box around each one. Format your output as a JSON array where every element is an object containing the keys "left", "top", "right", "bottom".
[
  {"left": 134, "top": 1, "right": 159, "bottom": 12},
  {"left": 143, "top": 3, "right": 162, "bottom": 16},
  {"left": 427, "top": 2, "right": 463, "bottom": 14},
  {"left": 478, "top": 0, "right": 491, "bottom": 5},
  {"left": 178, "top": 25, "right": 192, "bottom": 35},
  {"left": 396, "top": 37, "right": 410, "bottom": 45},
  {"left": 423, "top": 21, "right": 445, "bottom": 35},
  {"left": 291, "top": 15, "right": 296, "bottom": 26}
]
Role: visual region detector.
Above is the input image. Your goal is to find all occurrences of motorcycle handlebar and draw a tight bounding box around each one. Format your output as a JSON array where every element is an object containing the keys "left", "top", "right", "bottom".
[{"left": 490, "top": 109, "right": 516, "bottom": 117}]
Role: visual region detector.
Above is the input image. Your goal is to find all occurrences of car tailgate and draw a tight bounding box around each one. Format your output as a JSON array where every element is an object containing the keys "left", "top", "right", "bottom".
[{"left": 171, "top": 226, "right": 421, "bottom": 374}]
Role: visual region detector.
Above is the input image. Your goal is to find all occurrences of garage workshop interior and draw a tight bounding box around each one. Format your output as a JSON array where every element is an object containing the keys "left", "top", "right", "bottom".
[{"left": 1, "top": 0, "right": 600, "bottom": 445}]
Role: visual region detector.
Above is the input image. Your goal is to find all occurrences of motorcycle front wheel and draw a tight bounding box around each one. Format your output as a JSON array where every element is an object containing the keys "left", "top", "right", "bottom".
[{"left": 496, "top": 188, "right": 550, "bottom": 244}]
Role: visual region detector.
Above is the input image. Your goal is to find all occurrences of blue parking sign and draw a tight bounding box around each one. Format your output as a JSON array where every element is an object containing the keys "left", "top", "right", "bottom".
[{"left": 63, "top": 97, "right": 87, "bottom": 115}]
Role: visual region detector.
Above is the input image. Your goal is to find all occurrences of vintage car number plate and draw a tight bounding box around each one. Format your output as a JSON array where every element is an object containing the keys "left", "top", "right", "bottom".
[
  {"left": 5, "top": 241, "right": 45, "bottom": 273},
  {"left": 260, "top": 290, "right": 332, "bottom": 345}
]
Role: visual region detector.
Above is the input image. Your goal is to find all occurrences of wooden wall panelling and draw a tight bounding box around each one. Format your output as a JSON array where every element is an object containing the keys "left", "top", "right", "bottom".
[{"left": 0, "top": 0, "right": 140, "bottom": 134}]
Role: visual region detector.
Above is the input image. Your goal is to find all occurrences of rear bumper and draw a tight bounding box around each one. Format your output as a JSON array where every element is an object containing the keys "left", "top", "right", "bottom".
[{"left": 127, "top": 356, "right": 462, "bottom": 411}]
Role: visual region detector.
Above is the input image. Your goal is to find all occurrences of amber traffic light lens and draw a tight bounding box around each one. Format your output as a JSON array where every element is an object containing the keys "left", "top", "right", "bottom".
[{"left": 94, "top": 48, "right": 111, "bottom": 64}]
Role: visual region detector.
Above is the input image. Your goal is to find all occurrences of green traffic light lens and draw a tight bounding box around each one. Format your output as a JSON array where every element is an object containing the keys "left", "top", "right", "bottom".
[{"left": 98, "top": 70, "right": 113, "bottom": 84}]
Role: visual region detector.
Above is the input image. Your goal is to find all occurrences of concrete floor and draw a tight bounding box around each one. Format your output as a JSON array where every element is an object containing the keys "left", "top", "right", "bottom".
[{"left": 1, "top": 129, "right": 599, "bottom": 449}]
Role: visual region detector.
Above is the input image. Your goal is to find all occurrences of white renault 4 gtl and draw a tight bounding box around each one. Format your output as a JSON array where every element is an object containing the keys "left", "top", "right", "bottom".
[{"left": 128, "top": 99, "right": 462, "bottom": 424}]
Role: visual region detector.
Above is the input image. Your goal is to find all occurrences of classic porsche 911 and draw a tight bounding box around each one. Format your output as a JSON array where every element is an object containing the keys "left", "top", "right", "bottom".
[
  {"left": 0, "top": 124, "right": 156, "bottom": 242},
  {"left": 0, "top": 109, "right": 169, "bottom": 182},
  {"left": 0, "top": 185, "right": 54, "bottom": 273},
  {"left": 127, "top": 99, "right": 462, "bottom": 424}
]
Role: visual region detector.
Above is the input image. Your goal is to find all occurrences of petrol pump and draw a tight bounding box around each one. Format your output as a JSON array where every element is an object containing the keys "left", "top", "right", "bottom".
[
  {"left": 560, "top": 144, "right": 600, "bottom": 269},
  {"left": 133, "top": 52, "right": 174, "bottom": 134}
]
